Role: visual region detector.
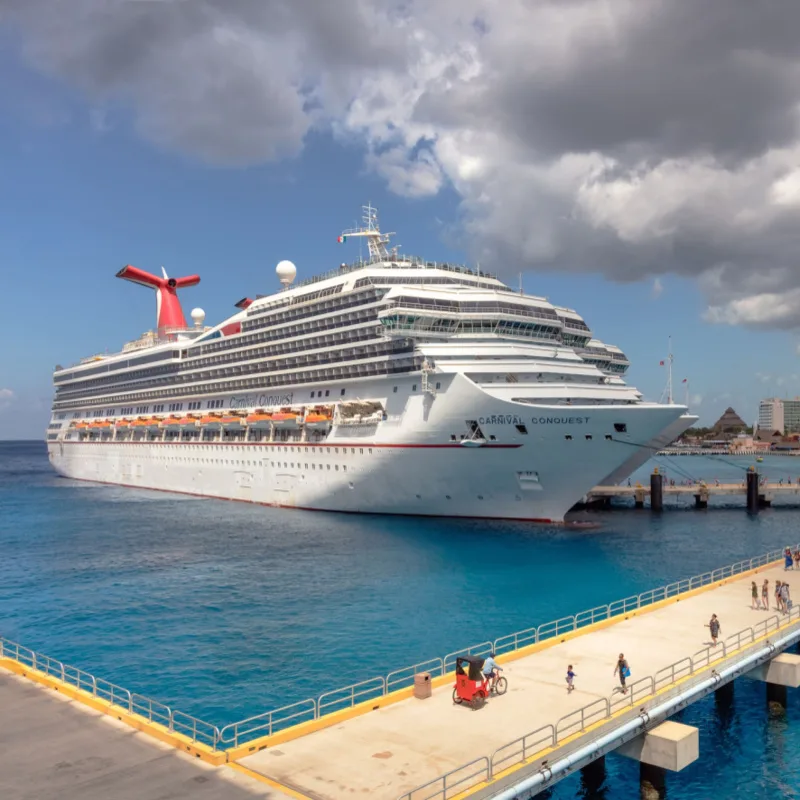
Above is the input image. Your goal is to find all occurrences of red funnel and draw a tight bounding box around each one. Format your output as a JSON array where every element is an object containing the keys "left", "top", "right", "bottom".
[{"left": 116, "top": 265, "right": 200, "bottom": 332}]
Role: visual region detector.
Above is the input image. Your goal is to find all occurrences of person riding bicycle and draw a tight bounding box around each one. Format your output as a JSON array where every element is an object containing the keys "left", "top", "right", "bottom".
[{"left": 482, "top": 653, "right": 503, "bottom": 689}]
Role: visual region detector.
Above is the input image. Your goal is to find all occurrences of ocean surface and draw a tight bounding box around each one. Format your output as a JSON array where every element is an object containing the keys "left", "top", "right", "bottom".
[{"left": 2, "top": 440, "right": 800, "bottom": 798}]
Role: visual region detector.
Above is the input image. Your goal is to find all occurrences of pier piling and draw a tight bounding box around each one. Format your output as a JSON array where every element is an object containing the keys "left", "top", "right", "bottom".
[
  {"left": 767, "top": 683, "right": 788, "bottom": 713},
  {"left": 639, "top": 763, "right": 667, "bottom": 800},
  {"left": 747, "top": 469, "right": 759, "bottom": 514},
  {"left": 715, "top": 681, "right": 734, "bottom": 705},
  {"left": 580, "top": 755, "right": 606, "bottom": 793},
  {"left": 650, "top": 470, "right": 663, "bottom": 513},
  {"left": 618, "top": 720, "right": 699, "bottom": 800}
]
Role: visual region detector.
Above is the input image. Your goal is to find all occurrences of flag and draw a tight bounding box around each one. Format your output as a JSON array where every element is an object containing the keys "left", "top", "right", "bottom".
[
  {"left": 337, "top": 235, "right": 347, "bottom": 243},
  {"left": 659, "top": 360, "right": 665, "bottom": 366},
  {"left": 682, "top": 378, "right": 687, "bottom": 383}
]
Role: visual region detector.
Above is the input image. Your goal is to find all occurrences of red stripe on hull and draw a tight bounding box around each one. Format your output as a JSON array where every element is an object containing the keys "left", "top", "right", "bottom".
[{"left": 59, "top": 441, "right": 523, "bottom": 449}]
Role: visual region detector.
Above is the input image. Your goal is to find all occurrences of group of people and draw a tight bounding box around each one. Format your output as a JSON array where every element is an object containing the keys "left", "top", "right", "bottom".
[
  {"left": 751, "top": 578, "right": 792, "bottom": 612},
  {"left": 784, "top": 548, "right": 800, "bottom": 570}
]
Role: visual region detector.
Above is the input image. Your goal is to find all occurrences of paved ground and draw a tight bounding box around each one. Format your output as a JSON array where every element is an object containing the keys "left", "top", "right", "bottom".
[
  {"left": 0, "top": 670, "right": 293, "bottom": 800},
  {"left": 241, "top": 562, "right": 799, "bottom": 799}
]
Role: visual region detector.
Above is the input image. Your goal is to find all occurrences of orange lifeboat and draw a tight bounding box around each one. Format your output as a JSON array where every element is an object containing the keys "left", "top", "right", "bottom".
[
  {"left": 178, "top": 415, "right": 198, "bottom": 428},
  {"left": 161, "top": 415, "right": 182, "bottom": 428},
  {"left": 89, "top": 420, "right": 113, "bottom": 430},
  {"left": 245, "top": 411, "right": 272, "bottom": 429},
  {"left": 304, "top": 409, "right": 332, "bottom": 429},
  {"left": 199, "top": 414, "right": 222, "bottom": 428},
  {"left": 115, "top": 419, "right": 131, "bottom": 428},
  {"left": 220, "top": 414, "right": 244, "bottom": 430},
  {"left": 75, "top": 422, "right": 89, "bottom": 430},
  {"left": 271, "top": 410, "right": 300, "bottom": 428}
]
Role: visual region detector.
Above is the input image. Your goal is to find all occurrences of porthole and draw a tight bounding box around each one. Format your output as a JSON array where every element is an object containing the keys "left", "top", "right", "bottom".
[
  {"left": 565, "top": 435, "right": 573, "bottom": 441},
  {"left": 585, "top": 434, "right": 593, "bottom": 441},
  {"left": 605, "top": 434, "right": 612, "bottom": 441}
]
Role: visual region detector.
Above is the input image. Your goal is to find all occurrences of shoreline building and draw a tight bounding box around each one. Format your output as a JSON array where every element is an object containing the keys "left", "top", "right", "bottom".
[{"left": 758, "top": 397, "right": 800, "bottom": 436}]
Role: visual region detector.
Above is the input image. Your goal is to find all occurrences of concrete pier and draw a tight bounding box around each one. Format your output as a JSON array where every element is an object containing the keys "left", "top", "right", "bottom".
[
  {"left": 0, "top": 671, "right": 293, "bottom": 800},
  {"left": 584, "top": 480, "right": 800, "bottom": 511}
]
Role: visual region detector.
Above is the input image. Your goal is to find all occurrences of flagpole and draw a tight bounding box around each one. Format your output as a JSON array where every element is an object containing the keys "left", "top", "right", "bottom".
[{"left": 668, "top": 336, "right": 673, "bottom": 405}]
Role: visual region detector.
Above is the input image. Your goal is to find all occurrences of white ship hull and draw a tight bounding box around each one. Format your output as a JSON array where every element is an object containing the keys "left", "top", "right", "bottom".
[{"left": 48, "top": 375, "right": 686, "bottom": 522}]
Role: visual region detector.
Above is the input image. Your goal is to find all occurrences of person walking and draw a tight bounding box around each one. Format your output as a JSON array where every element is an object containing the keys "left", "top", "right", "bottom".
[
  {"left": 794, "top": 550, "right": 800, "bottom": 570},
  {"left": 614, "top": 653, "right": 630, "bottom": 694},
  {"left": 780, "top": 582, "right": 791, "bottom": 613},
  {"left": 785, "top": 548, "right": 794, "bottom": 570},
  {"left": 775, "top": 581, "right": 784, "bottom": 612},
  {"left": 566, "top": 665, "right": 576, "bottom": 693},
  {"left": 706, "top": 614, "right": 721, "bottom": 646},
  {"left": 762, "top": 579, "right": 770, "bottom": 610},
  {"left": 751, "top": 581, "right": 759, "bottom": 610}
]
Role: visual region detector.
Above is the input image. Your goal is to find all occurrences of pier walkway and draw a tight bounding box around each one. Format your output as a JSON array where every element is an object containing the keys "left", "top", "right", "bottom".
[
  {"left": 3, "top": 547, "right": 800, "bottom": 800},
  {"left": 0, "top": 670, "right": 294, "bottom": 800},
  {"left": 235, "top": 559, "right": 800, "bottom": 799}
]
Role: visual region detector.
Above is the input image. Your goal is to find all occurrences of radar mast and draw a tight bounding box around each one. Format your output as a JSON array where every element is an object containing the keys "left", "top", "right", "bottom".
[{"left": 338, "top": 203, "right": 396, "bottom": 261}]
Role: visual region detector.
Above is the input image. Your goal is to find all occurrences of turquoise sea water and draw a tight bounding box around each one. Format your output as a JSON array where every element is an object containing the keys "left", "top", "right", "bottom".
[{"left": 2, "top": 440, "right": 800, "bottom": 798}]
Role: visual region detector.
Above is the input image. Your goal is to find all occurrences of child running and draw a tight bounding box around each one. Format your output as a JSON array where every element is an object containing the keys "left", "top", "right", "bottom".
[{"left": 566, "top": 665, "right": 576, "bottom": 693}]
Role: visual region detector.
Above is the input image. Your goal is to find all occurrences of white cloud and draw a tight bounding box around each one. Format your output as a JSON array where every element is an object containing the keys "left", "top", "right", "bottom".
[
  {"left": 0, "top": 388, "right": 14, "bottom": 410},
  {"left": 5, "top": 0, "right": 800, "bottom": 327}
]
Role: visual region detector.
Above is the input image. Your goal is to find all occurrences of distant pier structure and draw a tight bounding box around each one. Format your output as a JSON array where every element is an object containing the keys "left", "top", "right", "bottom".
[{"left": 583, "top": 468, "right": 798, "bottom": 513}]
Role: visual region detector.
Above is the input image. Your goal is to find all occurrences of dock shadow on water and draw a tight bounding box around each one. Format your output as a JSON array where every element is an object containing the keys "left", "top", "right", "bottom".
[{"left": 2, "top": 442, "right": 800, "bottom": 799}]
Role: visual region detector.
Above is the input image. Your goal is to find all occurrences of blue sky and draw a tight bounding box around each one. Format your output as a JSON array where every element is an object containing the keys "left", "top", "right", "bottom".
[{"left": 1, "top": 7, "right": 799, "bottom": 439}]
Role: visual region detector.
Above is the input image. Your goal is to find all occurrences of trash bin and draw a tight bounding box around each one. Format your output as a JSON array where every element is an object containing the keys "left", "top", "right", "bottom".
[{"left": 413, "top": 672, "right": 432, "bottom": 700}]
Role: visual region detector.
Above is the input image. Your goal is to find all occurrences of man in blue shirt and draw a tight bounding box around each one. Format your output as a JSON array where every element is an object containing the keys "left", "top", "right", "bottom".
[{"left": 482, "top": 652, "right": 503, "bottom": 689}]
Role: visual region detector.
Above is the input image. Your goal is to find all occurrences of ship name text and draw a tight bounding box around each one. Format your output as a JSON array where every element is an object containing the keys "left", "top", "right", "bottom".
[
  {"left": 477, "top": 415, "right": 591, "bottom": 425},
  {"left": 229, "top": 392, "right": 294, "bottom": 409}
]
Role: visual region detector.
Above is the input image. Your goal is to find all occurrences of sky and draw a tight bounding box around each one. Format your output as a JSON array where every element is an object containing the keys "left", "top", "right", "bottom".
[{"left": 2, "top": 0, "right": 800, "bottom": 438}]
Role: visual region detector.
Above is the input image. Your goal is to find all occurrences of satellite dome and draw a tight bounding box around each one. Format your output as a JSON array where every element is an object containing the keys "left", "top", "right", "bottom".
[
  {"left": 190, "top": 307, "right": 206, "bottom": 327},
  {"left": 276, "top": 260, "right": 297, "bottom": 288}
]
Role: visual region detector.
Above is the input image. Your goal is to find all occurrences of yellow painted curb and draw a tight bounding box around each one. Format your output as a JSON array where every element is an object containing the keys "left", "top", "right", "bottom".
[
  {"left": 227, "top": 761, "right": 314, "bottom": 799},
  {"left": 0, "top": 658, "right": 226, "bottom": 766},
  {"left": 227, "top": 558, "right": 780, "bottom": 759}
]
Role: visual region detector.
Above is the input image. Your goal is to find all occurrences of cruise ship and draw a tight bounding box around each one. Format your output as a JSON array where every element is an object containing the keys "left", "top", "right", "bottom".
[{"left": 46, "top": 206, "right": 694, "bottom": 522}]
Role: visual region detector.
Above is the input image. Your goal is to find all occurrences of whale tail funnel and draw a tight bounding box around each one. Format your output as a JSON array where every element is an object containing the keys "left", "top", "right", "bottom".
[{"left": 116, "top": 265, "right": 200, "bottom": 332}]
